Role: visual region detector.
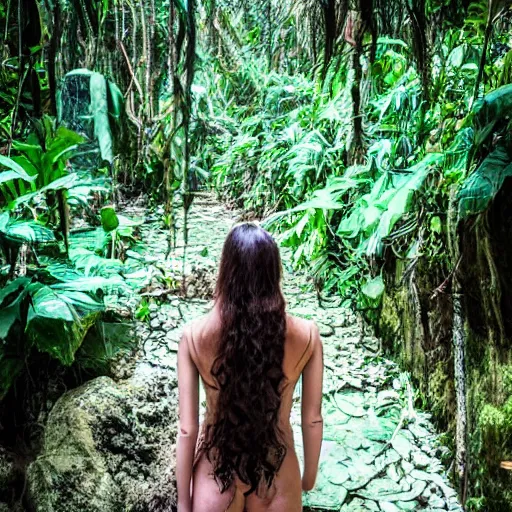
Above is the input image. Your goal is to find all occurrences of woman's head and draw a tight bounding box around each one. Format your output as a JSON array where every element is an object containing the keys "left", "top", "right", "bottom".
[
  {"left": 204, "top": 222, "right": 287, "bottom": 496},
  {"left": 215, "top": 222, "right": 283, "bottom": 307}
]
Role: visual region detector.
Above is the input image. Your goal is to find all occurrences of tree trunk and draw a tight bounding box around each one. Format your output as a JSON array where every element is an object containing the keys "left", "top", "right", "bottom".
[{"left": 448, "top": 187, "right": 468, "bottom": 504}]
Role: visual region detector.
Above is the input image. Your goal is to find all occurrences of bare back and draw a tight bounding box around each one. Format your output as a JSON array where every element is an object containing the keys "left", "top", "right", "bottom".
[{"left": 180, "top": 306, "right": 323, "bottom": 512}]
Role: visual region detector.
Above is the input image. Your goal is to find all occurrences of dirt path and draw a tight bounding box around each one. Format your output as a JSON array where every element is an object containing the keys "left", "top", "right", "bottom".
[{"left": 126, "top": 193, "right": 462, "bottom": 512}]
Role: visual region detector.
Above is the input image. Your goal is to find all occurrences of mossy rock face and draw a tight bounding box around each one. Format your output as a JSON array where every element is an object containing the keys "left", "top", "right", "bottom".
[
  {"left": 27, "top": 366, "right": 178, "bottom": 512},
  {"left": 0, "top": 446, "right": 16, "bottom": 495},
  {"left": 428, "top": 361, "right": 455, "bottom": 429},
  {"left": 0, "top": 445, "right": 21, "bottom": 509}
]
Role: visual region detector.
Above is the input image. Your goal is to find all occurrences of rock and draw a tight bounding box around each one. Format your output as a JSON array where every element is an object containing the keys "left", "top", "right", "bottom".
[
  {"left": 392, "top": 432, "right": 413, "bottom": 461},
  {"left": 27, "top": 366, "right": 178, "bottom": 512},
  {"left": 401, "top": 460, "right": 414, "bottom": 474},
  {"left": 0, "top": 447, "right": 16, "bottom": 496},
  {"left": 161, "top": 320, "right": 176, "bottom": 330},
  {"left": 379, "top": 502, "right": 401, "bottom": 512},
  {"left": 386, "top": 463, "right": 401, "bottom": 482},
  {"left": 0, "top": 446, "right": 21, "bottom": 509},
  {"left": 448, "top": 495, "right": 464, "bottom": 510},
  {"left": 356, "top": 478, "right": 426, "bottom": 502},
  {"left": 395, "top": 500, "right": 420, "bottom": 510},
  {"left": 150, "top": 318, "right": 162, "bottom": 330},
  {"left": 411, "top": 449, "right": 431, "bottom": 468},
  {"left": 429, "top": 493, "right": 446, "bottom": 508}
]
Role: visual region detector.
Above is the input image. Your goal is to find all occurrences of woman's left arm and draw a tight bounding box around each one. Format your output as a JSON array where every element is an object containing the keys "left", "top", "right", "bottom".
[{"left": 177, "top": 328, "right": 199, "bottom": 512}]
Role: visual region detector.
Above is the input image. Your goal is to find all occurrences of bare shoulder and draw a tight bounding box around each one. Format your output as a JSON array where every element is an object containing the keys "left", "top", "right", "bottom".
[
  {"left": 286, "top": 314, "right": 317, "bottom": 338},
  {"left": 286, "top": 314, "right": 321, "bottom": 353},
  {"left": 182, "top": 311, "right": 214, "bottom": 337}
]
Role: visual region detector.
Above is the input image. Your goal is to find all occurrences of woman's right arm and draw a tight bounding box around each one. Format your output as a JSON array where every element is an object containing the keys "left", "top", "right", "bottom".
[
  {"left": 177, "top": 329, "right": 199, "bottom": 512},
  {"left": 301, "top": 322, "right": 324, "bottom": 491}
]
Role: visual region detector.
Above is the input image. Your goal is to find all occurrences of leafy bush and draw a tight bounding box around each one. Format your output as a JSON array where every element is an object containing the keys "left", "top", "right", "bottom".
[{"left": 0, "top": 265, "right": 128, "bottom": 399}]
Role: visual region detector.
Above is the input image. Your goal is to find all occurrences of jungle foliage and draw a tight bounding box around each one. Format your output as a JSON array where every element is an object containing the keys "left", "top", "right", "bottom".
[
  {"left": 1, "top": 0, "right": 512, "bottom": 510},
  {"left": 191, "top": 0, "right": 512, "bottom": 509},
  {"left": 0, "top": 0, "right": 186, "bottom": 426}
]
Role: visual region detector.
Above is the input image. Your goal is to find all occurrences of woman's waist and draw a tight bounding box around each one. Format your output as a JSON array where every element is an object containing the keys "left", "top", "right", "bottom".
[{"left": 199, "top": 417, "right": 296, "bottom": 451}]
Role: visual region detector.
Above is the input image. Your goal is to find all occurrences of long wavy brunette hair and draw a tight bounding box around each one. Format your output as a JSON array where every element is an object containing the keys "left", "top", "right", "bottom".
[{"left": 203, "top": 222, "right": 287, "bottom": 496}]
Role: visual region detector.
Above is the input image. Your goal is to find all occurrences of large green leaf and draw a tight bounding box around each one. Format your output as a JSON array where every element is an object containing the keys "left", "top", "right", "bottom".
[
  {"left": 11, "top": 142, "right": 43, "bottom": 167},
  {"left": 265, "top": 175, "right": 366, "bottom": 226},
  {"left": 0, "top": 171, "right": 31, "bottom": 185},
  {"left": 366, "top": 154, "right": 442, "bottom": 257},
  {"left": 51, "top": 275, "right": 126, "bottom": 294},
  {"left": 0, "top": 155, "right": 37, "bottom": 182},
  {"left": 458, "top": 146, "right": 512, "bottom": 219},
  {"left": 26, "top": 285, "right": 100, "bottom": 366},
  {"left": 335, "top": 154, "right": 442, "bottom": 256},
  {"left": 0, "top": 276, "right": 31, "bottom": 307},
  {"left": 43, "top": 125, "right": 83, "bottom": 167},
  {"left": 0, "top": 277, "right": 31, "bottom": 342},
  {"left": 101, "top": 205, "right": 120, "bottom": 232},
  {"left": 69, "top": 247, "right": 124, "bottom": 277},
  {"left": 9, "top": 174, "right": 81, "bottom": 209},
  {"left": 108, "top": 81, "right": 124, "bottom": 119},
  {"left": 473, "top": 84, "right": 512, "bottom": 146},
  {"left": 90, "top": 72, "right": 114, "bottom": 163},
  {"left": 77, "top": 322, "right": 135, "bottom": 372},
  {"left": 57, "top": 290, "right": 104, "bottom": 311},
  {"left": 0, "top": 305, "right": 19, "bottom": 341},
  {"left": 361, "top": 275, "right": 385, "bottom": 301},
  {"left": 1, "top": 219, "right": 56, "bottom": 245}
]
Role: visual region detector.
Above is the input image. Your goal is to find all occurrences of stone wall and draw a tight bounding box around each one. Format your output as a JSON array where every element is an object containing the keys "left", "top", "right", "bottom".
[{"left": 375, "top": 186, "right": 512, "bottom": 510}]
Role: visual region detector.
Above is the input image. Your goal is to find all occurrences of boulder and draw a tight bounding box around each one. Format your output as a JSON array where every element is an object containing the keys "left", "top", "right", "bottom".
[
  {"left": 0, "top": 446, "right": 20, "bottom": 509},
  {"left": 0, "top": 446, "right": 16, "bottom": 496},
  {"left": 27, "top": 364, "right": 178, "bottom": 512}
]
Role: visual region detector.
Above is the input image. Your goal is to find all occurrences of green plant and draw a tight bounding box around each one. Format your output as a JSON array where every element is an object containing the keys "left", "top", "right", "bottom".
[
  {"left": 99, "top": 205, "right": 143, "bottom": 260},
  {"left": 135, "top": 298, "right": 151, "bottom": 323},
  {"left": 0, "top": 264, "right": 127, "bottom": 399}
]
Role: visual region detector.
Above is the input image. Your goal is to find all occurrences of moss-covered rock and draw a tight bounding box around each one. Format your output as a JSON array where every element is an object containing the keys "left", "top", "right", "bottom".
[
  {"left": 0, "top": 446, "right": 16, "bottom": 497},
  {"left": 376, "top": 219, "right": 512, "bottom": 510},
  {"left": 0, "top": 446, "right": 21, "bottom": 510},
  {"left": 27, "top": 365, "right": 178, "bottom": 512}
]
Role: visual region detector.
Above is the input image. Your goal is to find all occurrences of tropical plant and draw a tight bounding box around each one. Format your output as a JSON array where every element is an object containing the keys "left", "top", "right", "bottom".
[{"left": 0, "top": 262, "right": 128, "bottom": 399}]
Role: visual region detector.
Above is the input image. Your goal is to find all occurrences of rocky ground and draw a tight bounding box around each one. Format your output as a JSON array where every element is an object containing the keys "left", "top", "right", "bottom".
[{"left": 26, "top": 193, "right": 463, "bottom": 511}]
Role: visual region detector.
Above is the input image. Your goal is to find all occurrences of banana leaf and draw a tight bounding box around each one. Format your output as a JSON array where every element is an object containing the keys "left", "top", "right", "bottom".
[
  {"left": 366, "top": 154, "right": 443, "bottom": 257},
  {"left": 8, "top": 174, "right": 80, "bottom": 209},
  {"left": 0, "top": 155, "right": 37, "bottom": 182},
  {"left": 337, "top": 154, "right": 442, "bottom": 254},
  {"left": 0, "top": 213, "right": 55, "bottom": 245},
  {"left": 108, "top": 81, "right": 124, "bottom": 120},
  {"left": 473, "top": 84, "right": 512, "bottom": 146},
  {"left": 458, "top": 145, "right": 512, "bottom": 219},
  {"left": 265, "top": 175, "right": 368, "bottom": 226}
]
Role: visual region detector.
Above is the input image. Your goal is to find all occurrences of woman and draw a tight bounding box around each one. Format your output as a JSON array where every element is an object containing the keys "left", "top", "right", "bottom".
[{"left": 177, "top": 223, "right": 323, "bottom": 512}]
